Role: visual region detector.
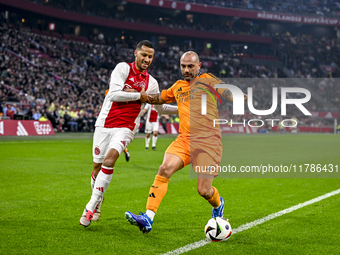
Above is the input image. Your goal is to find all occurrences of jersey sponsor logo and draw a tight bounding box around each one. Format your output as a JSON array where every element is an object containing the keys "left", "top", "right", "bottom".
[
  {"left": 33, "top": 121, "right": 52, "bottom": 135},
  {"left": 17, "top": 121, "right": 28, "bottom": 136},
  {"left": 94, "top": 147, "right": 101, "bottom": 155},
  {"left": 176, "top": 88, "right": 198, "bottom": 103},
  {"left": 124, "top": 80, "right": 146, "bottom": 91},
  {"left": 134, "top": 80, "right": 146, "bottom": 90}
]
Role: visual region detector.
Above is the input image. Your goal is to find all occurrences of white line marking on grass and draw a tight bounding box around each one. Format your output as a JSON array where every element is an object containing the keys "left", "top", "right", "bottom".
[{"left": 161, "top": 188, "right": 340, "bottom": 255}]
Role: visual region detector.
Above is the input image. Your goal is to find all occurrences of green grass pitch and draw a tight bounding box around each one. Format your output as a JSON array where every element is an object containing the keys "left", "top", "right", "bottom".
[{"left": 0, "top": 133, "right": 339, "bottom": 254}]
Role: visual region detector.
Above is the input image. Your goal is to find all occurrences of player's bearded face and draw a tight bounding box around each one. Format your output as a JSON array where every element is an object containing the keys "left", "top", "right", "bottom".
[
  {"left": 134, "top": 46, "right": 154, "bottom": 72},
  {"left": 180, "top": 56, "right": 201, "bottom": 81}
]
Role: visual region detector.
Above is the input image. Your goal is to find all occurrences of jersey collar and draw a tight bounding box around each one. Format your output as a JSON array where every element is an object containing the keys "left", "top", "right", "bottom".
[{"left": 132, "top": 62, "right": 148, "bottom": 77}]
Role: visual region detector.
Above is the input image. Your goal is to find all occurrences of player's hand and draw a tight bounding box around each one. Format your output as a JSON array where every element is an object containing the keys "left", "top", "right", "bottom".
[
  {"left": 146, "top": 95, "right": 154, "bottom": 103},
  {"left": 140, "top": 87, "right": 152, "bottom": 103}
]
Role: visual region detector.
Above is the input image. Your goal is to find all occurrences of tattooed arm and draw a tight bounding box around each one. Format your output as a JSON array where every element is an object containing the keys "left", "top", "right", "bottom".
[
  {"left": 147, "top": 93, "right": 167, "bottom": 105},
  {"left": 147, "top": 93, "right": 178, "bottom": 114},
  {"left": 221, "top": 89, "right": 233, "bottom": 102},
  {"left": 219, "top": 88, "right": 247, "bottom": 102}
]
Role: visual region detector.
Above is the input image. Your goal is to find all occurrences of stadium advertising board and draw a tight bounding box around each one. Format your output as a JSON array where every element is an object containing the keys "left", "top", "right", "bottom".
[{"left": 0, "top": 120, "right": 55, "bottom": 136}]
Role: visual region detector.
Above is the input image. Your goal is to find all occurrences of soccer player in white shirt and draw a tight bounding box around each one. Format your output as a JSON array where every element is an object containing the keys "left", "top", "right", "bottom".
[
  {"left": 79, "top": 40, "right": 178, "bottom": 227},
  {"left": 143, "top": 103, "right": 159, "bottom": 150}
]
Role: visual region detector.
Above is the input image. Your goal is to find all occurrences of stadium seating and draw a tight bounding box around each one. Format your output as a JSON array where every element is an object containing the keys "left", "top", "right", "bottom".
[{"left": 0, "top": 0, "right": 339, "bottom": 132}]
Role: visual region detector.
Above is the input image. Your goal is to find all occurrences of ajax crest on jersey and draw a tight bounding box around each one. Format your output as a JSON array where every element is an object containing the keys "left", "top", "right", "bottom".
[{"left": 204, "top": 217, "right": 232, "bottom": 242}]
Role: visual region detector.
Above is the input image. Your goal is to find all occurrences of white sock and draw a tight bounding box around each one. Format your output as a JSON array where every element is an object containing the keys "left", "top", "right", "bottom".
[
  {"left": 146, "top": 210, "right": 155, "bottom": 221},
  {"left": 152, "top": 135, "right": 158, "bottom": 147},
  {"left": 86, "top": 166, "right": 113, "bottom": 212},
  {"left": 145, "top": 137, "right": 150, "bottom": 148},
  {"left": 91, "top": 171, "right": 96, "bottom": 190}
]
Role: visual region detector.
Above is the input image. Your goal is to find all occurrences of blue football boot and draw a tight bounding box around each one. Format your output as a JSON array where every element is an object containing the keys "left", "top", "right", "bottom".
[
  {"left": 212, "top": 197, "right": 225, "bottom": 218},
  {"left": 125, "top": 211, "right": 153, "bottom": 233}
]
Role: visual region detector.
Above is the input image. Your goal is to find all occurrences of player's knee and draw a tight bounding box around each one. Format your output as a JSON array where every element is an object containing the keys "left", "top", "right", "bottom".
[
  {"left": 197, "top": 186, "right": 211, "bottom": 199},
  {"left": 102, "top": 149, "right": 119, "bottom": 167},
  {"left": 102, "top": 158, "right": 116, "bottom": 168},
  {"left": 158, "top": 163, "right": 173, "bottom": 179}
]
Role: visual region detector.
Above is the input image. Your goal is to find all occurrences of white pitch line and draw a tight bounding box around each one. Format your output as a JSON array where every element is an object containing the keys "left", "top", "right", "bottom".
[{"left": 161, "top": 188, "right": 340, "bottom": 255}]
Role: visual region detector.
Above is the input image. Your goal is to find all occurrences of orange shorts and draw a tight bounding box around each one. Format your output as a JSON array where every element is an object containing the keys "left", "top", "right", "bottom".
[
  {"left": 165, "top": 133, "right": 222, "bottom": 175},
  {"left": 165, "top": 133, "right": 191, "bottom": 167}
]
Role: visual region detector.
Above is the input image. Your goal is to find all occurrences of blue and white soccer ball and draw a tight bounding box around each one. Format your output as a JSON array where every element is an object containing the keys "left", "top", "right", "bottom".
[{"left": 205, "top": 217, "right": 232, "bottom": 242}]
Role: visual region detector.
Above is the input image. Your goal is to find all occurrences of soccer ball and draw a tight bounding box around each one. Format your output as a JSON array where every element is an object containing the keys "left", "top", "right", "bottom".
[{"left": 204, "top": 217, "right": 232, "bottom": 242}]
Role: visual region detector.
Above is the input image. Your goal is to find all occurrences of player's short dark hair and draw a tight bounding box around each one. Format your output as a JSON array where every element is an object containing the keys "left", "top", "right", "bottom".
[{"left": 136, "top": 40, "right": 154, "bottom": 50}]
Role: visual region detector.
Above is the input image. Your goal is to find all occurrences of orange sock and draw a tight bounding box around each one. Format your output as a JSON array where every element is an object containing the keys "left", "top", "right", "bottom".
[
  {"left": 146, "top": 175, "right": 169, "bottom": 213},
  {"left": 124, "top": 148, "right": 128, "bottom": 153},
  {"left": 207, "top": 186, "right": 221, "bottom": 208}
]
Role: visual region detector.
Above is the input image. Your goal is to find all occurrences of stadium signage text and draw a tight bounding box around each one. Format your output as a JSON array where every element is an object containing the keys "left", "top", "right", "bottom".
[
  {"left": 34, "top": 121, "right": 52, "bottom": 135},
  {"left": 256, "top": 12, "right": 339, "bottom": 25},
  {"left": 202, "top": 85, "right": 312, "bottom": 116}
]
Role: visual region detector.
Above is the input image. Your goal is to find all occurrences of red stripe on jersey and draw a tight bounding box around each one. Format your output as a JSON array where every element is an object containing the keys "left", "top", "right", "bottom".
[
  {"left": 104, "top": 101, "right": 141, "bottom": 130},
  {"left": 149, "top": 106, "right": 158, "bottom": 122},
  {"left": 103, "top": 62, "right": 150, "bottom": 130}
]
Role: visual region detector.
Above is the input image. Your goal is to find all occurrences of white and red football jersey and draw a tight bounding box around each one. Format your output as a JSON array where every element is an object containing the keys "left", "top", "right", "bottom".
[
  {"left": 95, "top": 62, "right": 159, "bottom": 131},
  {"left": 144, "top": 103, "right": 159, "bottom": 123}
]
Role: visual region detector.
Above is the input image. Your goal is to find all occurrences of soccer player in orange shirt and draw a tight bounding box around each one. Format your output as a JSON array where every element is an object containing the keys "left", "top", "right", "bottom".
[{"left": 125, "top": 51, "right": 247, "bottom": 233}]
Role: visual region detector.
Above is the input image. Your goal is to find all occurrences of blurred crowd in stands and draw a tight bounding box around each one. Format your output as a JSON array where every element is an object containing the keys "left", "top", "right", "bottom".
[
  {"left": 29, "top": 0, "right": 267, "bottom": 37},
  {"left": 31, "top": 0, "right": 340, "bottom": 18},
  {"left": 167, "top": 0, "right": 340, "bottom": 17},
  {"left": 0, "top": 7, "right": 339, "bottom": 132},
  {"left": 274, "top": 33, "right": 340, "bottom": 77}
]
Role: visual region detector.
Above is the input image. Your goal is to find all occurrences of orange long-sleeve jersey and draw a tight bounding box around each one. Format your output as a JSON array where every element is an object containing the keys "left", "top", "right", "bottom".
[{"left": 161, "top": 73, "right": 227, "bottom": 138}]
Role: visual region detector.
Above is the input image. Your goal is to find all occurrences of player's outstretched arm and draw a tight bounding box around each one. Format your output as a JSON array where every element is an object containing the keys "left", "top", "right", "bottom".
[
  {"left": 147, "top": 93, "right": 166, "bottom": 105},
  {"left": 146, "top": 88, "right": 178, "bottom": 114},
  {"left": 107, "top": 87, "right": 152, "bottom": 103},
  {"left": 154, "top": 104, "right": 178, "bottom": 115}
]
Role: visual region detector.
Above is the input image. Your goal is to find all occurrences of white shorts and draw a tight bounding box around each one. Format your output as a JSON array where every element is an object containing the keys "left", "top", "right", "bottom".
[
  {"left": 145, "top": 121, "right": 159, "bottom": 134},
  {"left": 92, "top": 127, "right": 134, "bottom": 163}
]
